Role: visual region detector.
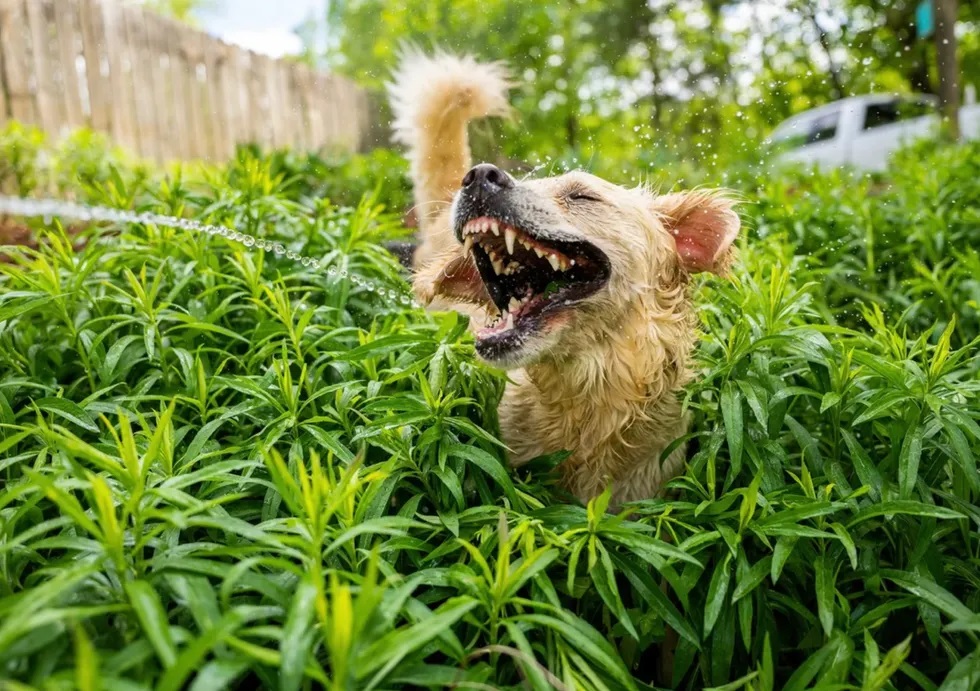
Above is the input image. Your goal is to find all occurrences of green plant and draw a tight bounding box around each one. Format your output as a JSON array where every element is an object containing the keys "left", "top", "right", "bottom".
[{"left": 0, "top": 131, "right": 977, "bottom": 690}]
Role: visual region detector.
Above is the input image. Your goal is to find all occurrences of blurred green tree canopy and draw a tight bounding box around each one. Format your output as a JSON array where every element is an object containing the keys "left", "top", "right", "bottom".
[{"left": 314, "top": 0, "right": 979, "bottom": 177}]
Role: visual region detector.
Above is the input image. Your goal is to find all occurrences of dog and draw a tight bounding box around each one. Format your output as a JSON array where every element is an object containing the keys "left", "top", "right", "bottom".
[{"left": 387, "top": 50, "right": 740, "bottom": 507}]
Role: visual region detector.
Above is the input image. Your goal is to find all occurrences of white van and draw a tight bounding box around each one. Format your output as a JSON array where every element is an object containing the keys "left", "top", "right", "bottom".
[{"left": 768, "top": 93, "right": 980, "bottom": 171}]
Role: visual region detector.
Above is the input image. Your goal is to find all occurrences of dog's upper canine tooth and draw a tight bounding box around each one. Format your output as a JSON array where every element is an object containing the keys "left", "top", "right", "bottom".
[{"left": 504, "top": 227, "right": 517, "bottom": 254}]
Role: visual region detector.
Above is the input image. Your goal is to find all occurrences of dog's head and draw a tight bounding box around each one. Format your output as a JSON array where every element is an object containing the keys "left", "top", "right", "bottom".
[{"left": 429, "top": 163, "right": 740, "bottom": 369}]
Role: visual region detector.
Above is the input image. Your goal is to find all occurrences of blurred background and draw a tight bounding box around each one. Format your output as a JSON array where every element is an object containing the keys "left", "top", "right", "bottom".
[
  {"left": 0, "top": 0, "right": 976, "bottom": 185},
  {"left": 184, "top": 0, "right": 978, "bottom": 173}
]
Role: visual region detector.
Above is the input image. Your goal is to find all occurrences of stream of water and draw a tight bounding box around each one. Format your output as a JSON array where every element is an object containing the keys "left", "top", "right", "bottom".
[{"left": 0, "top": 194, "right": 418, "bottom": 307}]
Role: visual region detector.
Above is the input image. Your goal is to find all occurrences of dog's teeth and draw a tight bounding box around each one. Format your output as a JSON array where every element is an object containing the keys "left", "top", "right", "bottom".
[
  {"left": 463, "top": 236, "right": 474, "bottom": 253},
  {"left": 491, "top": 257, "right": 504, "bottom": 274},
  {"left": 490, "top": 220, "right": 500, "bottom": 235},
  {"left": 504, "top": 228, "right": 516, "bottom": 254},
  {"left": 547, "top": 254, "right": 561, "bottom": 271},
  {"left": 520, "top": 239, "right": 532, "bottom": 250},
  {"left": 504, "top": 311, "right": 514, "bottom": 329},
  {"left": 558, "top": 257, "right": 570, "bottom": 271},
  {"left": 508, "top": 297, "right": 521, "bottom": 312},
  {"left": 533, "top": 247, "right": 545, "bottom": 258}
]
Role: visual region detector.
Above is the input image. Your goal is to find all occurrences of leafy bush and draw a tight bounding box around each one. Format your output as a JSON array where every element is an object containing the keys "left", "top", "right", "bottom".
[{"left": 0, "top": 131, "right": 978, "bottom": 690}]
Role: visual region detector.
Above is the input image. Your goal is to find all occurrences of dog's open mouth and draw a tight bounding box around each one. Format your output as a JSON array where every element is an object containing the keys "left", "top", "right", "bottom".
[{"left": 460, "top": 215, "right": 610, "bottom": 355}]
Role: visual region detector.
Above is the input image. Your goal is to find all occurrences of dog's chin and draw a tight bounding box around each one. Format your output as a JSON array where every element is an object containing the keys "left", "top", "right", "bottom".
[{"left": 473, "top": 309, "right": 573, "bottom": 369}]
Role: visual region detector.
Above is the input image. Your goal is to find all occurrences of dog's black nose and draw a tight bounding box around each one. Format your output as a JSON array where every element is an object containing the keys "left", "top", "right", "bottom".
[{"left": 462, "top": 163, "right": 513, "bottom": 198}]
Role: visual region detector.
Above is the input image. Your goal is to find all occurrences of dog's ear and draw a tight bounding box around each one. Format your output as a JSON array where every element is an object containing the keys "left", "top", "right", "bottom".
[{"left": 652, "top": 191, "right": 740, "bottom": 274}]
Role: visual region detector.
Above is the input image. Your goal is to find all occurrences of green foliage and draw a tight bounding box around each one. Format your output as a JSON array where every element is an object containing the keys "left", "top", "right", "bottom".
[
  {"left": 320, "top": 0, "right": 980, "bottom": 175},
  {"left": 1, "top": 129, "right": 979, "bottom": 690}
]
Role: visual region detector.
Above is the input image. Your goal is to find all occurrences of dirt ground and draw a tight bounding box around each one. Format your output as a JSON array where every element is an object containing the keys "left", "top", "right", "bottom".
[{"left": 0, "top": 216, "right": 86, "bottom": 262}]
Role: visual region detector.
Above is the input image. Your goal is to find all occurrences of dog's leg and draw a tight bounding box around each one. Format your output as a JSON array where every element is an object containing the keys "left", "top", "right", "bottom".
[{"left": 387, "top": 49, "right": 511, "bottom": 262}]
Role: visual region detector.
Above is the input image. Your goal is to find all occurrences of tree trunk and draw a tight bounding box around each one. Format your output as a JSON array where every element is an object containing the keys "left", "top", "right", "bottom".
[
  {"left": 933, "top": 0, "right": 961, "bottom": 140},
  {"left": 804, "top": 3, "right": 845, "bottom": 100}
]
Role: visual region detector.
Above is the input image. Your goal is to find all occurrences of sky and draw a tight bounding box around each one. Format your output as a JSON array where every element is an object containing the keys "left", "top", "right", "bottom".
[{"left": 198, "top": 0, "right": 322, "bottom": 58}]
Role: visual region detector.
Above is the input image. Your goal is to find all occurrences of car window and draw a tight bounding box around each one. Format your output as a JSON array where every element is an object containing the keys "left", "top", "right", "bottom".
[
  {"left": 771, "top": 110, "right": 839, "bottom": 151},
  {"left": 863, "top": 99, "right": 936, "bottom": 130},
  {"left": 806, "top": 111, "right": 839, "bottom": 144}
]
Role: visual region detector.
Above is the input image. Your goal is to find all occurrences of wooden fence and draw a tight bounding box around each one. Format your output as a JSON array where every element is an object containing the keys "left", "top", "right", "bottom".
[{"left": 0, "top": 0, "right": 374, "bottom": 162}]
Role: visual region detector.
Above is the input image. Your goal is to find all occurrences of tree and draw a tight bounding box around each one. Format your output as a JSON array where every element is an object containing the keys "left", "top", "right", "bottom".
[
  {"left": 934, "top": 0, "right": 961, "bottom": 140},
  {"left": 131, "top": 0, "right": 220, "bottom": 26}
]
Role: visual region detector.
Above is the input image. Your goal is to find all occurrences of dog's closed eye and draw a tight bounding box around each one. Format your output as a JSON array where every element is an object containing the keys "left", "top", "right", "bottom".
[{"left": 563, "top": 188, "right": 603, "bottom": 204}]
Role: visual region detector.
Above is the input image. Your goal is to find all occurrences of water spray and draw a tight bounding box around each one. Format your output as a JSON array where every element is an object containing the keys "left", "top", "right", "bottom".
[{"left": 0, "top": 195, "right": 420, "bottom": 308}]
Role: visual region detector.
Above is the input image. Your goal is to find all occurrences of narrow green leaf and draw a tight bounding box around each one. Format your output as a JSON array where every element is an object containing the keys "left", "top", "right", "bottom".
[
  {"left": 898, "top": 425, "right": 923, "bottom": 499},
  {"left": 704, "top": 553, "right": 732, "bottom": 637},
  {"left": 124, "top": 580, "right": 177, "bottom": 668},
  {"left": 279, "top": 579, "right": 318, "bottom": 691},
  {"left": 815, "top": 553, "right": 836, "bottom": 638},
  {"left": 721, "top": 382, "right": 743, "bottom": 473},
  {"left": 732, "top": 556, "right": 772, "bottom": 603},
  {"left": 32, "top": 398, "right": 99, "bottom": 433},
  {"left": 881, "top": 570, "right": 973, "bottom": 621}
]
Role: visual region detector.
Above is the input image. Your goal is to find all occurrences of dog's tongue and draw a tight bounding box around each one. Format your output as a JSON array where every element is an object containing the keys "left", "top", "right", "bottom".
[{"left": 432, "top": 254, "right": 494, "bottom": 309}]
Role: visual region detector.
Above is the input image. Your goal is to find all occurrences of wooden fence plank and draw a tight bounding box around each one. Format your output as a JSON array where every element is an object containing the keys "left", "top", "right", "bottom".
[
  {"left": 202, "top": 35, "right": 228, "bottom": 160},
  {"left": 52, "top": 0, "right": 85, "bottom": 130},
  {"left": 169, "top": 26, "right": 201, "bottom": 160},
  {"left": 0, "top": 0, "right": 19, "bottom": 118},
  {"left": 229, "top": 45, "right": 252, "bottom": 152},
  {"left": 246, "top": 52, "right": 267, "bottom": 147},
  {"left": 77, "top": 0, "right": 110, "bottom": 133},
  {"left": 257, "top": 54, "right": 277, "bottom": 148},
  {"left": 194, "top": 29, "right": 218, "bottom": 161},
  {"left": 123, "top": 5, "right": 159, "bottom": 160},
  {"left": 99, "top": 0, "right": 137, "bottom": 150},
  {"left": 152, "top": 14, "right": 184, "bottom": 162},
  {"left": 0, "top": 12, "right": 7, "bottom": 121},
  {"left": 299, "top": 66, "right": 320, "bottom": 150},
  {"left": 3, "top": 0, "right": 36, "bottom": 124},
  {"left": 138, "top": 9, "right": 172, "bottom": 162},
  {"left": 24, "top": 0, "right": 60, "bottom": 136}
]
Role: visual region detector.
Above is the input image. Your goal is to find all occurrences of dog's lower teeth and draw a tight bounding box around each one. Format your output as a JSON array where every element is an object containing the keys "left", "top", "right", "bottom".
[
  {"left": 492, "top": 258, "right": 504, "bottom": 274},
  {"left": 508, "top": 297, "right": 521, "bottom": 312}
]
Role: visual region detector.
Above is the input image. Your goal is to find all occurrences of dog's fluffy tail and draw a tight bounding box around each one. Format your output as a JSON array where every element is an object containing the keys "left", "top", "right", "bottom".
[{"left": 387, "top": 48, "right": 511, "bottom": 231}]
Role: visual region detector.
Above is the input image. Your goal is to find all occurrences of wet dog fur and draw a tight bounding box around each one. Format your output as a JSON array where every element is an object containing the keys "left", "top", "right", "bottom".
[{"left": 387, "top": 49, "right": 740, "bottom": 508}]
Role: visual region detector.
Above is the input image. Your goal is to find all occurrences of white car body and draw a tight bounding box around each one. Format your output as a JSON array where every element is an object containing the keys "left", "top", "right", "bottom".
[{"left": 769, "top": 94, "right": 980, "bottom": 172}]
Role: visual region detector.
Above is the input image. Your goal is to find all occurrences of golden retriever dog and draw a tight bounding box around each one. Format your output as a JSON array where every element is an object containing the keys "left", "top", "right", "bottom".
[{"left": 387, "top": 50, "right": 740, "bottom": 507}]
